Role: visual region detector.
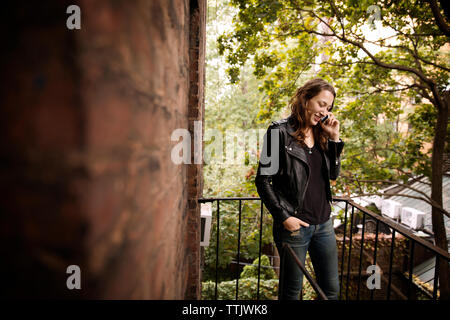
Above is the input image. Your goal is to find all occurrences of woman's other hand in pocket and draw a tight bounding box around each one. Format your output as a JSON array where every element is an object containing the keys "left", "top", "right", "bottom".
[{"left": 282, "top": 216, "right": 309, "bottom": 231}]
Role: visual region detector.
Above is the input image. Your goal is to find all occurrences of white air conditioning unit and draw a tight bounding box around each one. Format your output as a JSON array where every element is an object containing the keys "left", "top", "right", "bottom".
[
  {"left": 369, "top": 196, "right": 383, "bottom": 210},
  {"left": 200, "top": 202, "right": 212, "bottom": 247},
  {"left": 381, "top": 199, "right": 402, "bottom": 219},
  {"left": 401, "top": 207, "right": 425, "bottom": 230}
]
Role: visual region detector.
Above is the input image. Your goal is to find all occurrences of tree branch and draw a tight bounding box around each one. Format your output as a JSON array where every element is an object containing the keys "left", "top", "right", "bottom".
[
  {"left": 324, "top": 0, "right": 446, "bottom": 111},
  {"left": 425, "top": 0, "right": 450, "bottom": 36},
  {"left": 350, "top": 29, "right": 450, "bottom": 73},
  {"left": 341, "top": 175, "right": 432, "bottom": 203},
  {"left": 395, "top": 170, "right": 432, "bottom": 186}
]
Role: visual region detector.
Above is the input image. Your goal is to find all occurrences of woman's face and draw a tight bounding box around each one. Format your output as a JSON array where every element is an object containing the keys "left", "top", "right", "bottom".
[{"left": 304, "top": 89, "right": 334, "bottom": 128}]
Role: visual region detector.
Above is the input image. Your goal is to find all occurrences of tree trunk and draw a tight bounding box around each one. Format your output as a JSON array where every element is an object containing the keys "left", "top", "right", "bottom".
[{"left": 431, "top": 91, "right": 449, "bottom": 300}]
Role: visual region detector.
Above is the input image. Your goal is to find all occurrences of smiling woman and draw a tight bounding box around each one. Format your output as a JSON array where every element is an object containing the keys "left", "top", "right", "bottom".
[
  {"left": 255, "top": 78, "right": 345, "bottom": 300},
  {"left": 289, "top": 78, "right": 340, "bottom": 151}
]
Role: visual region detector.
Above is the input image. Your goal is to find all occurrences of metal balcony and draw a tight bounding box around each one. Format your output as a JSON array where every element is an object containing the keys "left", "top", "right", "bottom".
[{"left": 198, "top": 196, "right": 450, "bottom": 300}]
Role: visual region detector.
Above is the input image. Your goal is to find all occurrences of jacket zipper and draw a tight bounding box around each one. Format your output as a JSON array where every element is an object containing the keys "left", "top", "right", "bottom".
[
  {"left": 286, "top": 142, "right": 338, "bottom": 215},
  {"left": 285, "top": 147, "right": 310, "bottom": 215},
  {"left": 297, "top": 165, "right": 310, "bottom": 214}
]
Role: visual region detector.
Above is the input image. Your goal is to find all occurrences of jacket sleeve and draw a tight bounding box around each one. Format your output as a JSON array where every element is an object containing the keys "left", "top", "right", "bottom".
[
  {"left": 327, "top": 138, "right": 345, "bottom": 180},
  {"left": 254, "top": 124, "right": 291, "bottom": 223}
]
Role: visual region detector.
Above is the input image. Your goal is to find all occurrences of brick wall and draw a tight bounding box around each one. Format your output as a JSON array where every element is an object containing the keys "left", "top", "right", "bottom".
[
  {"left": 0, "top": 0, "right": 206, "bottom": 299},
  {"left": 186, "top": 0, "right": 207, "bottom": 299}
]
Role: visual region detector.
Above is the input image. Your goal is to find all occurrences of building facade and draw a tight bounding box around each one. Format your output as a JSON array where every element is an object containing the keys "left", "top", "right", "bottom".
[{"left": 0, "top": 0, "right": 206, "bottom": 299}]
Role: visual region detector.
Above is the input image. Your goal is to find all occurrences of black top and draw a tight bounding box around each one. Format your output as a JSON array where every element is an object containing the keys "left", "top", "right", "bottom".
[{"left": 298, "top": 143, "right": 331, "bottom": 225}]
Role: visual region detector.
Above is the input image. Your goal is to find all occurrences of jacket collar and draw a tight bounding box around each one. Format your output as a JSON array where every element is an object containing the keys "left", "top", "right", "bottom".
[
  {"left": 283, "top": 114, "right": 329, "bottom": 171},
  {"left": 286, "top": 114, "right": 298, "bottom": 138},
  {"left": 283, "top": 115, "right": 309, "bottom": 165}
]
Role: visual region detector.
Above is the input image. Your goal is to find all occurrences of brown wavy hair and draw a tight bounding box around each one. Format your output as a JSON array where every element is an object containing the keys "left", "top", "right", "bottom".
[{"left": 288, "top": 78, "right": 336, "bottom": 151}]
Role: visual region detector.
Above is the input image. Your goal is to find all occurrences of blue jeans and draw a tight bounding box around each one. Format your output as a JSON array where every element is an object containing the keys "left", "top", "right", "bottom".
[{"left": 274, "top": 217, "right": 340, "bottom": 300}]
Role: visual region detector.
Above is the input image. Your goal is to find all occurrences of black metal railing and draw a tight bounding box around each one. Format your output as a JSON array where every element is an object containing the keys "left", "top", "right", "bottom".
[
  {"left": 198, "top": 196, "right": 450, "bottom": 300},
  {"left": 332, "top": 196, "right": 450, "bottom": 300}
]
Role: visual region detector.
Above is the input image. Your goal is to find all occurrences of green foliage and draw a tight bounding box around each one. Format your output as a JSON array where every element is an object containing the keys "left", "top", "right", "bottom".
[
  {"left": 204, "top": 0, "right": 449, "bottom": 299},
  {"left": 301, "top": 280, "right": 318, "bottom": 300},
  {"left": 217, "top": 0, "right": 448, "bottom": 199},
  {"left": 240, "top": 255, "right": 277, "bottom": 280},
  {"left": 365, "top": 203, "right": 381, "bottom": 215},
  {"left": 202, "top": 201, "right": 274, "bottom": 279},
  {"left": 201, "top": 278, "right": 279, "bottom": 300},
  {"left": 201, "top": 273, "right": 318, "bottom": 300},
  {"left": 203, "top": 0, "right": 287, "bottom": 284}
]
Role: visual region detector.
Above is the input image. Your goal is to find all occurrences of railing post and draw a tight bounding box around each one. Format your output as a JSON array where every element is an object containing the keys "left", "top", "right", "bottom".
[
  {"left": 215, "top": 200, "right": 220, "bottom": 300},
  {"left": 433, "top": 256, "right": 440, "bottom": 300},
  {"left": 407, "top": 240, "right": 415, "bottom": 300},
  {"left": 256, "top": 201, "right": 264, "bottom": 300},
  {"left": 387, "top": 229, "right": 396, "bottom": 300},
  {"left": 357, "top": 212, "right": 366, "bottom": 300},
  {"left": 346, "top": 205, "right": 355, "bottom": 300},
  {"left": 339, "top": 200, "right": 348, "bottom": 300},
  {"left": 235, "top": 199, "right": 242, "bottom": 300},
  {"left": 370, "top": 220, "right": 380, "bottom": 300}
]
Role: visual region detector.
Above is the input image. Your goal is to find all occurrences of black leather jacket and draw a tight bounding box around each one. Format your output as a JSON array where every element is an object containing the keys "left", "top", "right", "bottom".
[{"left": 255, "top": 115, "right": 345, "bottom": 224}]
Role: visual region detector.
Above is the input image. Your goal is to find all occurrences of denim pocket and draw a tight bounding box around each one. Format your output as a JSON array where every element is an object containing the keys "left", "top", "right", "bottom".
[
  {"left": 282, "top": 226, "right": 304, "bottom": 241},
  {"left": 288, "top": 228, "right": 301, "bottom": 237}
]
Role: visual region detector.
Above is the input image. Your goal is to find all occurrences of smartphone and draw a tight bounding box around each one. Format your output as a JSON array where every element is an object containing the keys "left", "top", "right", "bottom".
[{"left": 320, "top": 115, "right": 329, "bottom": 123}]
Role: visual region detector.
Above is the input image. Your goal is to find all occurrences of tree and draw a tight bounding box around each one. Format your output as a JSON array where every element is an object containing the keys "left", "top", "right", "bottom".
[
  {"left": 218, "top": 0, "right": 449, "bottom": 299},
  {"left": 203, "top": 0, "right": 279, "bottom": 285}
]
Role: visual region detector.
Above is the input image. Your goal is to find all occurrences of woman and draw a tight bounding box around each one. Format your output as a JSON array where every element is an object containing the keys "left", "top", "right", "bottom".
[{"left": 255, "top": 78, "right": 344, "bottom": 300}]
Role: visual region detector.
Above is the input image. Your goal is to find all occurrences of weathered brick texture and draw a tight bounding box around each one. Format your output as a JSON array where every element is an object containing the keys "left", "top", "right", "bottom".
[{"left": 0, "top": 0, "right": 206, "bottom": 299}]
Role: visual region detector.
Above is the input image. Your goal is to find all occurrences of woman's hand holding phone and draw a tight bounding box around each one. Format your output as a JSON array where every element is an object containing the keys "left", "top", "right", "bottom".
[{"left": 320, "top": 112, "right": 340, "bottom": 141}]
